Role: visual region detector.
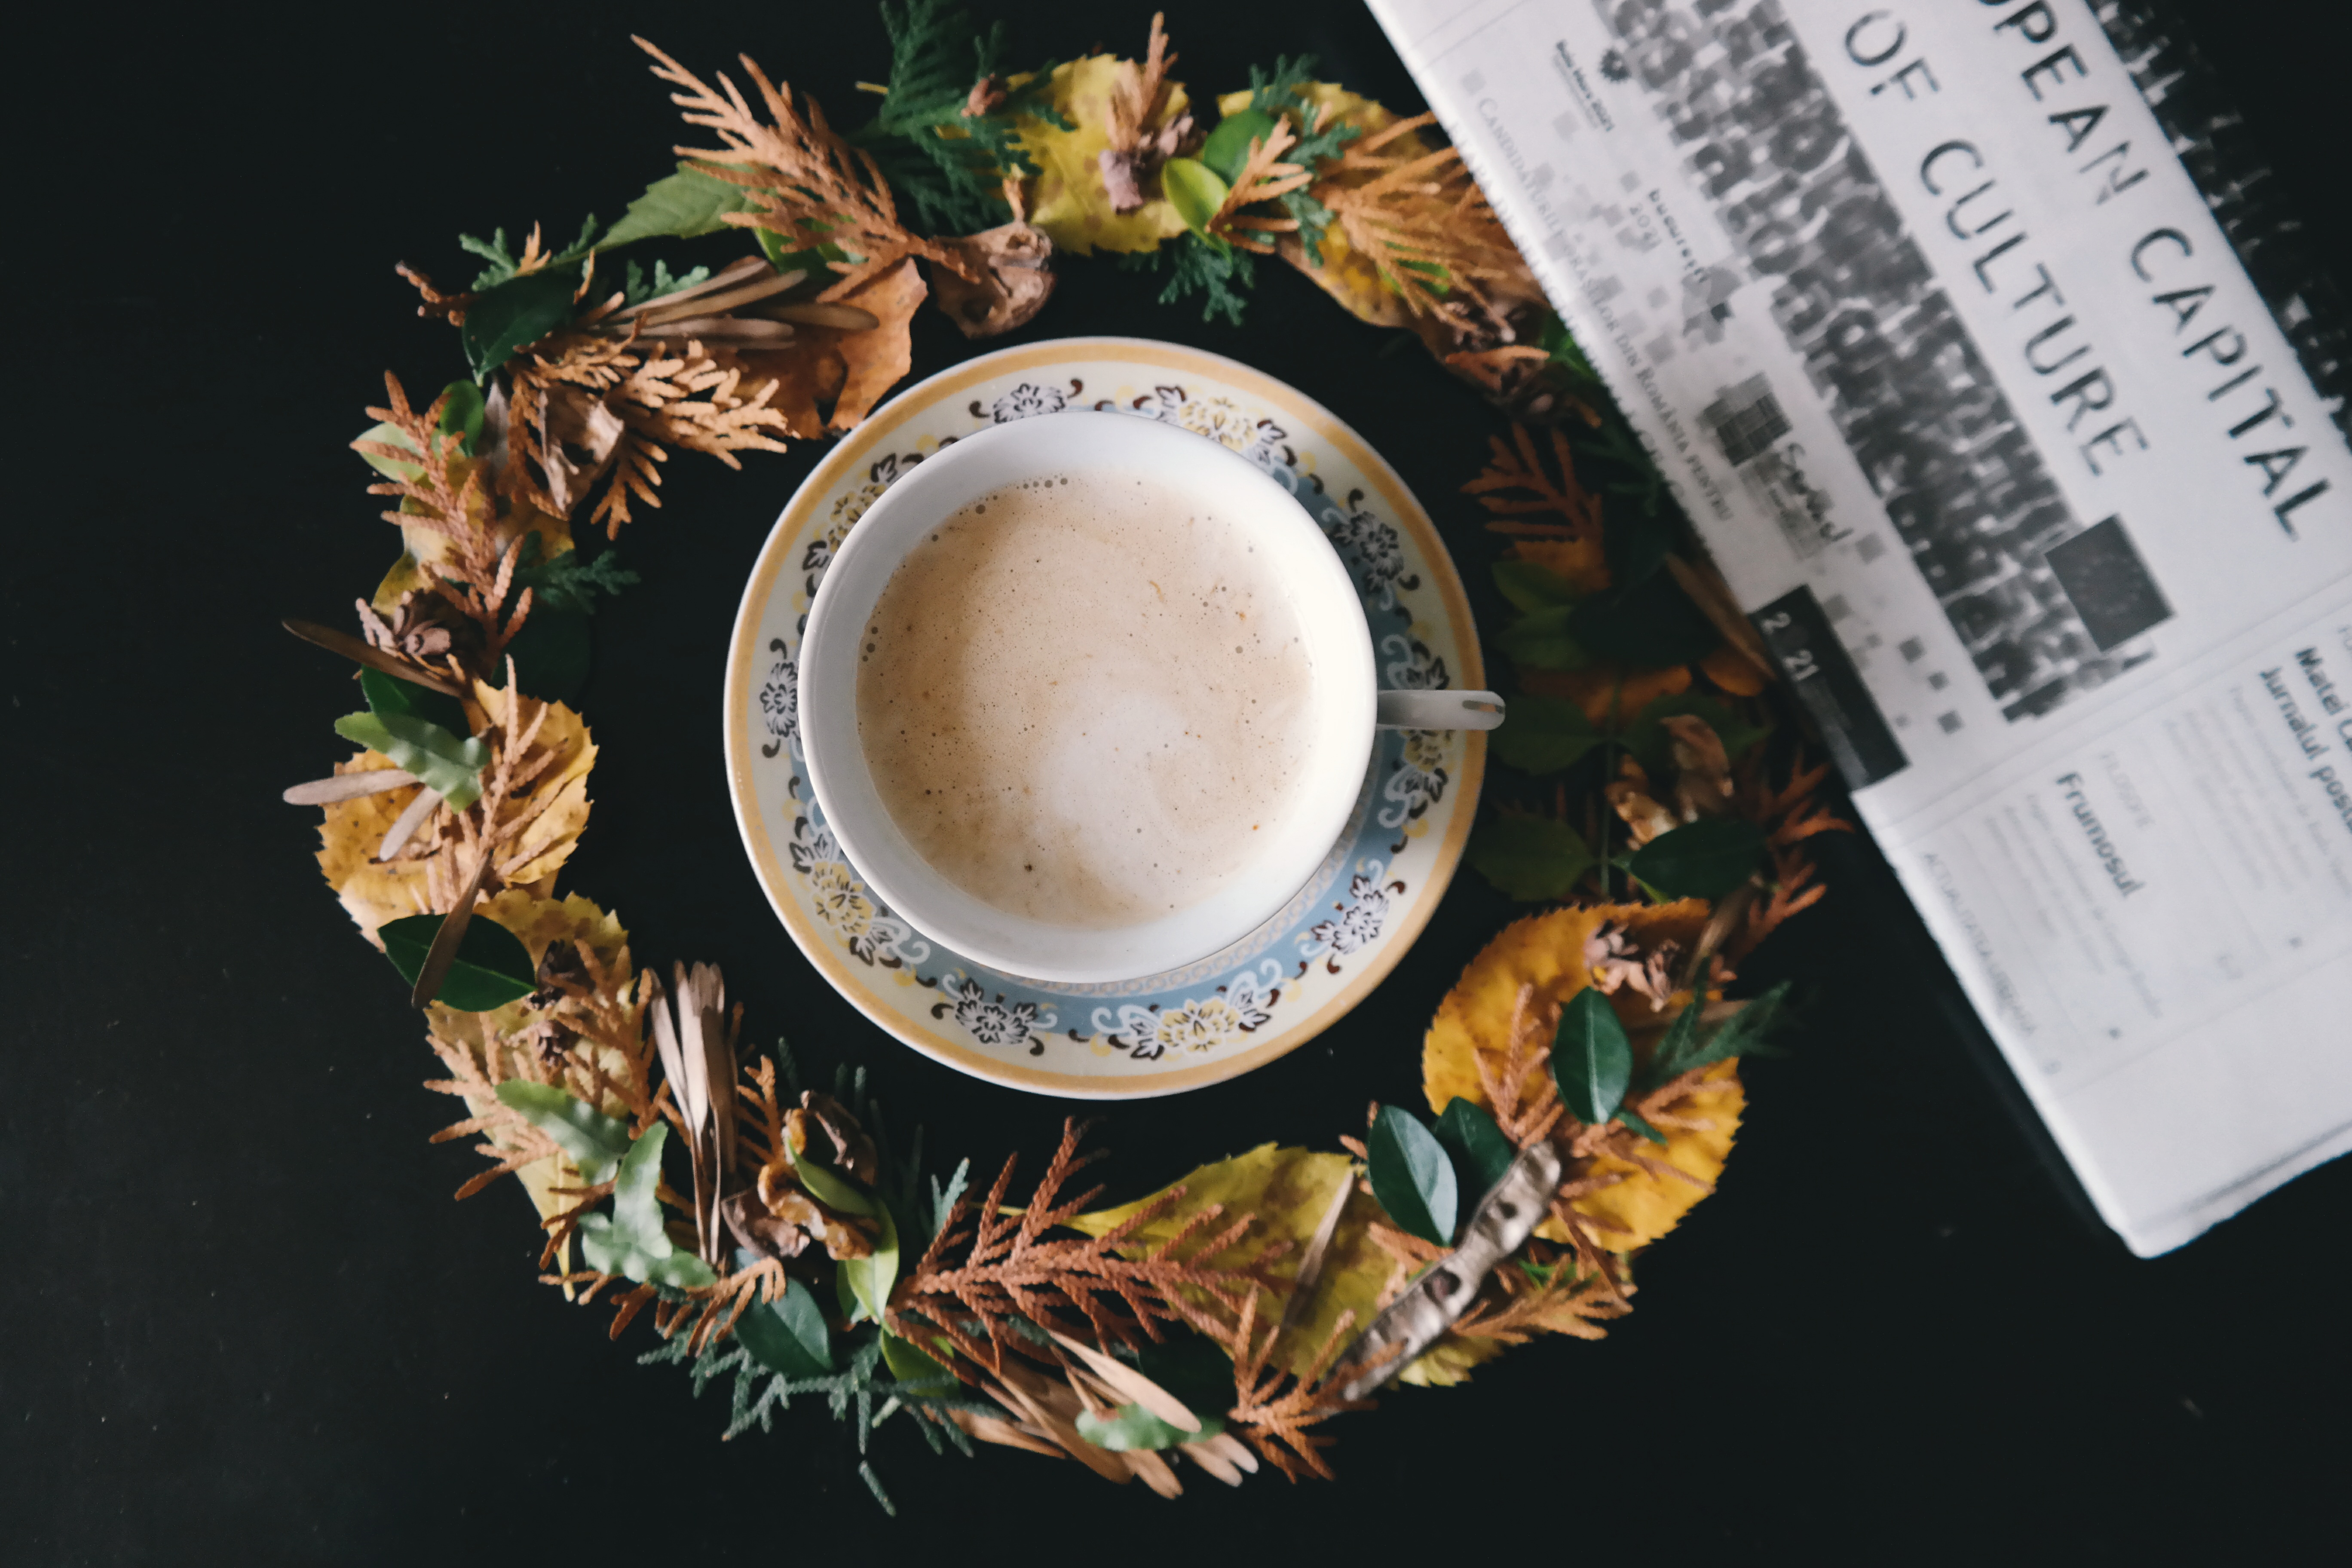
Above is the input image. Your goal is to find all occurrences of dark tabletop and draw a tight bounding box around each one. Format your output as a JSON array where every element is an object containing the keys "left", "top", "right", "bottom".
[{"left": 9, "top": 1, "right": 2348, "bottom": 1562}]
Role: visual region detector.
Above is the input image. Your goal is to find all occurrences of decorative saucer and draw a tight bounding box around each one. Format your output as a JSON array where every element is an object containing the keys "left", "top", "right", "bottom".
[{"left": 723, "top": 337, "right": 1485, "bottom": 1098}]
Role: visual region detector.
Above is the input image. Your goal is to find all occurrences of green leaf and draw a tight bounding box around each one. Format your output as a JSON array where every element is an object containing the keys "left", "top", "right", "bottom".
[
  {"left": 333, "top": 710, "right": 488, "bottom": 809},
  {"left": 576, "top": 1123, "right": 718, "bottom": 1288},
  {"left": 1552, "top": 990, "right": 1633, "bottom": 1126},
  {"left": 1366, "top": 1104, "right": 1458, "bottom": 1246},
  {"left": 600, "top": 165, "right": 760, "bottom": 249},
  {"left": 1604, "top": 499, "right": 1676, "bottom": 591},
  {"left": 1489, "top": 694, "right": 1602, "bottom": 775},
  {"left": 379, "top": 913, "right": 537, "bottom": 1012},
  {"left": 1467, "top": 814, "right": 1595, "bottom": 902},
  {"left": 1201, "top": 108, "right": 1281, "bottom": 182},
  {"left": 1626, "top": 819, "right": 1768, "bottom": 901},
  {"left": 1569, "top": 570, "right": 1719, "bottom": 666},
  {"left": 791, "top": 1152, "right": 877, "bottom": 1217},
  {"left": 1651, "top": 981, "right": 1795, "bottom": 1087},
  {"left": 356, "top": 422, "right": 421, "bottom": 481},
  {"left": 1076, "top": 1403, "right": 1228, "bottom": 1452},
  {"left": 1491, "top": 559, "right": 1581, "bottom": 613},
  {"left": 1615, "top": 1106, "right": 1669, "bottom": 1145},
  {"left": 436, "top": 380, "right": 486, "bottom": 454},
  {"left": 734, "top": 1283, "right": 833, "bottom": 1379},
  {"left": 880, "top": 1332, "right": 956, "bottom": 1388},
  {"left": 1433, "top": 1098, "right": 1519, "bottom": 1200},
  {"left": 461, "top": 266, "right": 580, "bottom": 380},
  {"left": 1644, "top": 997, "right": 1707, "bottom": 1088},
  {"left": 359, "top": 666, "right": 469, "bottom": 736},
  {"left": 1497, "top": 604, "right": 1592, "bottom": 671},
  {"left": 1623, "top": 695, "right": 1770, "bottom": 779},
  {"left": 494, "top": 1081, "right": 632, "bottom": 1182},
  {"left": 839, "top": 1201, "right": 900, "bottom": 1325},
  {"left": 1160, "top": 157, "right": 1231, "bottom": 239}
]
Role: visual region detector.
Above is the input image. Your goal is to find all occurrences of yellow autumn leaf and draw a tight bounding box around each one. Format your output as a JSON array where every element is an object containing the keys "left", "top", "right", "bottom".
[
  {"left": 1574, "top": 1060, "right": 1743, "bottom": 1250},
  {"left": 1015, "top": 57, "right": 1191, "bottom": 256},
  {"left": 470, "top": 680, "right": 597, "bottom": 888},
  {"left": 1396, "top": 1333, "right": 1506, "bottom": 1388},
  {"left": 1424, "top": 902, "right": 1740, "bottom": 1251},
  {"left": 1064, "top": 1144, "right": 1389, "bottom": 1379},
  {"left": 371, "top": 467, "right": 572, "bottom": 615},
  {"left": 315, "top": 752, "right": 433, "bottom": 942}
]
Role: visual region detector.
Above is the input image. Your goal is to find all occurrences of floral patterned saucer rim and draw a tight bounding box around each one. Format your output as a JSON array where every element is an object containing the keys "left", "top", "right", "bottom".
[{"left": 723, "top": 337, "right": 1484, "bottom": 1098}]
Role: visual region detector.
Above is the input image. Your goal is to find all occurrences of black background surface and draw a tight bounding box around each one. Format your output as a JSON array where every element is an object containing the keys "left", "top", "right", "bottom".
[{"left": 8, "top": 2, "right": 2349, "bottom": 1562}]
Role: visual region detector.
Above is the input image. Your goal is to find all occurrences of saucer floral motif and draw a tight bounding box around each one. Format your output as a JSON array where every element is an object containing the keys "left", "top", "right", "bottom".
[{"left": 732, "top": 342, "right": 1484, "bottom": 1090}]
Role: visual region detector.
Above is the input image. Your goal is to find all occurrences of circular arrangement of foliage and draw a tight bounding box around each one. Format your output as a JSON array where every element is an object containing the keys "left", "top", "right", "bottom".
[{"left": 285, "top": 7, "right": 1844, "bottom": 1510}]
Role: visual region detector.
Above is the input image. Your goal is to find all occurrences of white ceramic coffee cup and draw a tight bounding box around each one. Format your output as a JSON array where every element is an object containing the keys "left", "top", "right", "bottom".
[{"left": 799, "top": 410, "right": 1500, "bottom": 983}]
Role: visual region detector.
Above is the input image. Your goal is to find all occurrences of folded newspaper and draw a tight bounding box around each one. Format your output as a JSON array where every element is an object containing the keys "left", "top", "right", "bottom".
[{"left": 1369, "top": 0, "right": 2352, "bottom": 1253}]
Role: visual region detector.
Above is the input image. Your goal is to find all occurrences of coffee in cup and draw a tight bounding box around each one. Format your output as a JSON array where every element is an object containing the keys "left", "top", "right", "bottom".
[{"left": 855, "top": 469, "right": 1319, "bottom": 927}]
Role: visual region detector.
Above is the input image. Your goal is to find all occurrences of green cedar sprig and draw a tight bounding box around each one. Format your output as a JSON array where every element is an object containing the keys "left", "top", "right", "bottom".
[
  {"left": 1119, "top": 237, "right": 1257, "bottom": 326},
  {"left": 854, "top": 0, "right": 1065, "bottom": 235}
]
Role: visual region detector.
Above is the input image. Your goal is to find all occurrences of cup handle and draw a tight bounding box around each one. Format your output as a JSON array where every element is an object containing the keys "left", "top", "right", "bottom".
[{"left": 1376, "top": 689, "right": 1507, "bottom": 731}]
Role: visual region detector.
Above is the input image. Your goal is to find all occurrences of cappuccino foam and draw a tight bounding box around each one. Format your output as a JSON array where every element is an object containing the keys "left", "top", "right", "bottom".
[{"left": 855, "top": 469, "right": 1318, "bottom": 927}]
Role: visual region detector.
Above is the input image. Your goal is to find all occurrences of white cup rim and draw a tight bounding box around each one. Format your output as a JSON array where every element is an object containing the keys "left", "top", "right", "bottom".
[{"left": 798, "top": 409, "right": 1377, "bottom": 984}]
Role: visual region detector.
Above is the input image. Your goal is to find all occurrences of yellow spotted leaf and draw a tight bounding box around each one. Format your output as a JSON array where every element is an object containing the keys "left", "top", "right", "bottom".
[
  {"left": 470, "top": 680, "right": 597, "bottom": 888},
  {"left": 1507, "top": 536, "right": 1611, "bottom": 598},
  {"left": 426, "top": 888, "right": 637, "bottom": 1108},
  {"left": 315, "top": 752, "right": 433, "bottom": 942},
  {"left": 1396, "top": 1332, "right": 1506, "bottom": 1388},
  {"left": 1064, "top": 1144, "right": 1386, "bottom": 1379},
  {"left": 1518, "top": 662, "right": 1694, "bottom": 728},
  {"left": 1015, "top": 57, "right": 1191, "bottom": 256}
]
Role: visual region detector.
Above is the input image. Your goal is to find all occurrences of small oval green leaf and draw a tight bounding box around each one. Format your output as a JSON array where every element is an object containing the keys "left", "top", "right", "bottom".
[
  {"left": 1433, "top": 1098, "right": 1519, "bottom": 1200},
  {"left": 1553, "top": 989, "right": 1633, "bottom": 1126},
  {"left": 1489, "top": 694, "right": 1602, "bottom": 776},
  {"left": 380, "top": 913, "right": 536, "bottom": 1012},
  {"left": 360, "top": 666, "right": 469, "bottom": 736},
  {"left": 1467, "top": 814, "right": 1595, "bottom": 903},
  {"left": 1160, "top": 157, "right": 1231, "bottom": 238},
  {"left": 1366, "top": 1104, "right": 1458, "bottom": 1246},
  {"left": 791, "top": 1151, "right": 877, "bottom": 1217},
  {"left": 1491, "top": 559, "right": 1580, "bottom": 613},
  {"left": 460, "top": 265, "right": 582, "bottom": 379},
  {"left": 838, "top": 1201, "right": 900, "bottom": 1326},
  {"left": 881, "top": 1332, "right": 956, "bottom": 1388},
  {"left": 1200, "top": 108, "right": 1280, "bottom": 181},
  {"left": 1497, "top": 603, "right": 1592, "bottom": 671},
  {"left": 1626, "top": 818, "right": 1768, "bottom": 901}
]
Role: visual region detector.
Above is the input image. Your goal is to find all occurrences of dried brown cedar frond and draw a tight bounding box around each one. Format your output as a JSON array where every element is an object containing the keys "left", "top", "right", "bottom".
[
  {"left": 635, "top": 36, "right": 969, "bottom": 301},
  {"left": 1446, "top": 344, "right": 1604, "bottom": 428},
  {"left": 1317, "top": 115, "right": 1531, "bottom": 343},
  {"left": 1729, "top": 753, "right": 1853, "bottom": 957},
  {"left": 1448, "top": 1240, "right": 1632, "bottom": 1344},
  {"left": 1464, "top": 423, "right": 1604, "bottom": 537},
  {"left": 395, "top": 260, "right": 475, "bottom": 326},
  {"left": 1204, "top": 117, "right": 1310, "bottom": 254},
  {"left": 505, "top": 322, "right": 794, "bottom": 537},
  {"left": 353, "top": 374, "right": 534, "bottom": 665},
  {"left": 1225, "top": 1289, "right": 1367, "bottom": 1481},
  {"left": 1096, "top": 13, "right": 1196, "bottom": 211},
  {"left": 888, "top": 1118, "right": 1260, "bottom": 1382}
]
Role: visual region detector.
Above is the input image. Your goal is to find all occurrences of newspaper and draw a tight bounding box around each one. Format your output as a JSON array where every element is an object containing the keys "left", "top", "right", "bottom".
[{"left": 1369, "top": 0, "right": 2352, "bottom": 1253}]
